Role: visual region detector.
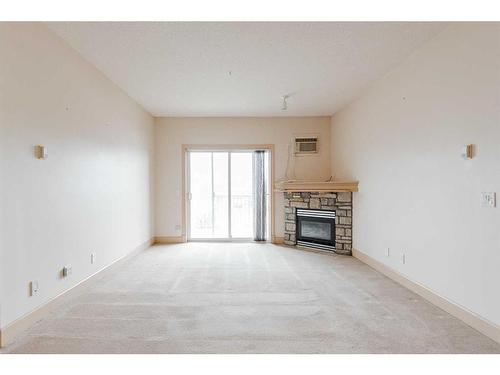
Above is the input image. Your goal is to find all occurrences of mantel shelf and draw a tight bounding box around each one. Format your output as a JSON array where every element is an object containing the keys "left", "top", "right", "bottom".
[{"left": 274, "top": 180, "right": 359, "bottom": 193}]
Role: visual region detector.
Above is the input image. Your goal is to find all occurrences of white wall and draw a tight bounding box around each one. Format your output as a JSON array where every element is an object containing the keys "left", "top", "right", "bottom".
[
  {"left": 154, "top": 116, "right": 331, "bottom": 238},
  {"left": 330, "top": 23, "right": 500, "bottom": 325},
  {"left": 0, "top": 23, "right": 154, "bottom": 328}
]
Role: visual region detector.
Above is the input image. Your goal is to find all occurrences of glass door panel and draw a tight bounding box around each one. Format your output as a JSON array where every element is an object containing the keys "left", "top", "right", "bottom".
[
  {"left": 189, "top": 152, "right": 213, "bottom": 238},
  {"left": 230, "top": 152, "right": 254, "bottom": 238},
  {"left": 212, "top": 152, "right": 229, "bottom": 238}
]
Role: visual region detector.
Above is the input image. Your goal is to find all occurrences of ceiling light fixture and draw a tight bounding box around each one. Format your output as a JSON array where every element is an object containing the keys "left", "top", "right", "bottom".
[{"left": 281, "top": 95, "right": 290, "bottom": 111}]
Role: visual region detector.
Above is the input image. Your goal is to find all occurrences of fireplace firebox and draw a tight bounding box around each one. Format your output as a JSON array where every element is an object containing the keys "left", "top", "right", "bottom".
[{"left": 296, "top": 208, "right": 336, "bottom": 251}]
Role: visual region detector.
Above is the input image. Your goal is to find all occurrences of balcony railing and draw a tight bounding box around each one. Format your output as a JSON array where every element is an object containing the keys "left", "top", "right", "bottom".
[{"left": 191, "top": 194, "right": 253, "bottom": 238}]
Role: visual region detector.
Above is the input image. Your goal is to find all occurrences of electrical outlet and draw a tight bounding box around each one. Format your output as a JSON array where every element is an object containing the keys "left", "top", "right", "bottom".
[
  {"left": 481, "top": 192, "right": 496, "bottom": 208},
  {"left": 386, "top": 248, "right": 390, "bottom": 257},
  {"left": 175, "top": 224, "right": 181, "bottom": 231},
  {"left": 62, "top": 265, "right": 72, "bottom": 277},
  {"left": 30, "top": 281, "right": 39, "bottom": 296},
  {"left": 401, "top": 253, "right": 406, "bottom": 265},
  {"left": 90, "top": 253, "right": 96, "bottom": 264}
]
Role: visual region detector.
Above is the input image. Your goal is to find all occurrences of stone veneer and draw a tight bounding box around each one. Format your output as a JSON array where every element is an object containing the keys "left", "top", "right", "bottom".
[{"left": 283, "top": 191, "right": 353, "bottom": 255}]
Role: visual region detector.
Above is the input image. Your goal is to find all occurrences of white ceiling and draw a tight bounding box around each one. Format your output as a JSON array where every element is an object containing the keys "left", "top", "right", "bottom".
[{"left": 47, "top": 22, "right": 446, "bottom": 117}]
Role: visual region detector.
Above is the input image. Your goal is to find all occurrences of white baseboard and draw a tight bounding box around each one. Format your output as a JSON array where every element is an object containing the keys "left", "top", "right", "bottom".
[
  {"left": 0, "top": 238, "right": 154, "bottom": 348},
  {"left": 352, "top": 248, "right": 500, "bottom": 345},
  {"left": 154, "top": 236, "right": 185, "bottom": 244},
  {"left": 271, "top": 236, "right": 284, "bottom": 244}
]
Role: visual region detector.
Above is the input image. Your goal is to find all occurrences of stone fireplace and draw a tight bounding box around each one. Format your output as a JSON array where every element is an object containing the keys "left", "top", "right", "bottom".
[{"left": 283, "top": 191, "right": 353, "bottom": 255}]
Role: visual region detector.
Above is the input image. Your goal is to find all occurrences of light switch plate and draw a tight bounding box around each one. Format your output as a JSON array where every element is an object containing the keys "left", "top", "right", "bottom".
[
  {"left": 62, "top": 266, "right": 72, "bottom": 277},
  {"left": 481, "top": 192, "right": 496, "bottom": 208}
]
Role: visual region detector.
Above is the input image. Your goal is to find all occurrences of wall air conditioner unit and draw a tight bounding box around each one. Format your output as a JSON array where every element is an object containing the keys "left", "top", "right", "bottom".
[{"left": 294, "top": 136, "right": 319, "bottom": 155}]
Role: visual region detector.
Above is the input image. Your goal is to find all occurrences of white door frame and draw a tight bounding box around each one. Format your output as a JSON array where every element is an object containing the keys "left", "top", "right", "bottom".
[{"left": 182, "top": 144, "right": 275, "bottom": 243}]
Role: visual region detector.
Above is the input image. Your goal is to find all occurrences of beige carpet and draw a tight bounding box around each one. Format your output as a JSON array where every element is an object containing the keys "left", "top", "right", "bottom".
[{"left": 3, "top": 243, "right": 500, "bottom": 353}]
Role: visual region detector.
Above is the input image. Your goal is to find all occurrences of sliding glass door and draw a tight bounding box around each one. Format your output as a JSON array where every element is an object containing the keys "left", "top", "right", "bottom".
[{"left": 188, "top": 151, "right": 255, "bottom": 240}]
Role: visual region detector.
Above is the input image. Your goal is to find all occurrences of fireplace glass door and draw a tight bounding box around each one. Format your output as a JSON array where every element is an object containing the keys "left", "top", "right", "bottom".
[
  {"left": 300, "top": 220, "right": 332, "bottom": 241},
  {"left": 296, "top": 208, "right": 336, "bottom": 250}
]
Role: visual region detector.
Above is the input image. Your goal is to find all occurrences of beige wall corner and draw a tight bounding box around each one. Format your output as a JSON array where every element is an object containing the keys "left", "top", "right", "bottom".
[
  {"left": 154, "top": 117, "right": 332, "bottom": 240},
  {"left": 352, "top": 249, "right": 500, "bottom": 345}
]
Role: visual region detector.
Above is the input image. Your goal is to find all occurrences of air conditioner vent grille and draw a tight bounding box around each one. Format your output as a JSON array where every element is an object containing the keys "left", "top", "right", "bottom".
[
  {"left": 294, "top": 136, "right": 319, "bottom": 155},
  {"left": 295, "top": 138, "right": 317, "bottom": 142}
]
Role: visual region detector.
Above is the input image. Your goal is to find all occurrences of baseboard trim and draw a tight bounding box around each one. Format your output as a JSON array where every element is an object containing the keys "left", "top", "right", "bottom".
[
  {"left": 352, "top": 248, "right": 500, "bottom": 345},
  {"left": 154, "top": 236, "right": 185, "bottom": 244},
  {"left": 271, "top": 236, "right": 284, "bottom": 245},
  {"left": 0, "top": 238, "right": 153, "bottom": 348}
]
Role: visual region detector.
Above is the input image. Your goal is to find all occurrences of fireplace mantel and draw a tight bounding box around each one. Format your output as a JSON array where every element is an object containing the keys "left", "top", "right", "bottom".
[{"left": 274, "top": 180, "right": 358, "bottom": 193}]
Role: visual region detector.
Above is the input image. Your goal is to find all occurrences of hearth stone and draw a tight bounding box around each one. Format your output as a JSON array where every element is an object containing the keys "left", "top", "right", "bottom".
[{"left": 283, "top": 191, "right": 353, "bottom": 255}]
